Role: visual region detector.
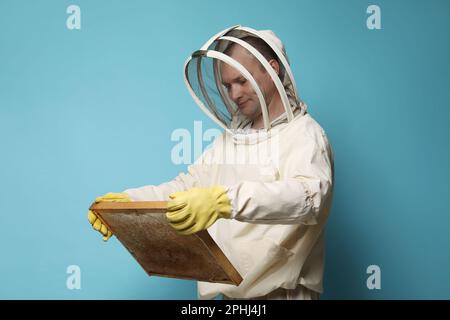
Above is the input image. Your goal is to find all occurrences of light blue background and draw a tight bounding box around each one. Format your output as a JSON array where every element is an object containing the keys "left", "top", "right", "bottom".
[{"left": 1, "top": 0, "right": 449, "bottom": 299}]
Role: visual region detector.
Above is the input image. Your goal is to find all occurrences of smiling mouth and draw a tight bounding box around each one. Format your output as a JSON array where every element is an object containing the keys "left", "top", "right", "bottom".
[{"left": 238, "top": 100, "right": 249, "bottom": 108}]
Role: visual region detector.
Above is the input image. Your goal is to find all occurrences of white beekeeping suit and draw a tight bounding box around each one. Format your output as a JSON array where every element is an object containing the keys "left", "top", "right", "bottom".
[{"left": 124, "top": 25, "right": 334, "bottom": 300}]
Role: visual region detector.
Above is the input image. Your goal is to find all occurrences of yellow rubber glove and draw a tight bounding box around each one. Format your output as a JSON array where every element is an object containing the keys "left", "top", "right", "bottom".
[
  {"left": 166, "top": 186, "right": 232, "bottom": 235},
  {"left": 88, "top": 192, "right": 131, "bottom": 241}
]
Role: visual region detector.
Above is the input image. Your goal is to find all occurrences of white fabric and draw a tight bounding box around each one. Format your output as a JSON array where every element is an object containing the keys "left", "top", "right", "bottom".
[
  {"left": 124, "top": 113, "right": 334, "bottom": 299},
  {"left": 223, "top": 284, "right": 320, "bottom": 300}
]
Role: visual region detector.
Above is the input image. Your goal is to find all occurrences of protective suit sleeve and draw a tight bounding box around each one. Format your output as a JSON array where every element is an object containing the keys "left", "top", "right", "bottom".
[
  {"left": 227, "top": 132, "right": 334, "bottom": 225},
  {"left": 123, "top": 169, "right": 197, "bottom": 201}
]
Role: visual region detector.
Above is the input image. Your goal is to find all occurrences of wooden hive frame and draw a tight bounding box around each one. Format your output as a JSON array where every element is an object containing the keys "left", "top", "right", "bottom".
[{"left": 90, "top": 201, "right": 243, "bottom": 285}]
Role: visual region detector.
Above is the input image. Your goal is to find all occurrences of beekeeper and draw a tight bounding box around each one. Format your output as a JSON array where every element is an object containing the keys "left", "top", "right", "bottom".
[{"left": 88, "top": 25, "right": 334, "bottom": 300}]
